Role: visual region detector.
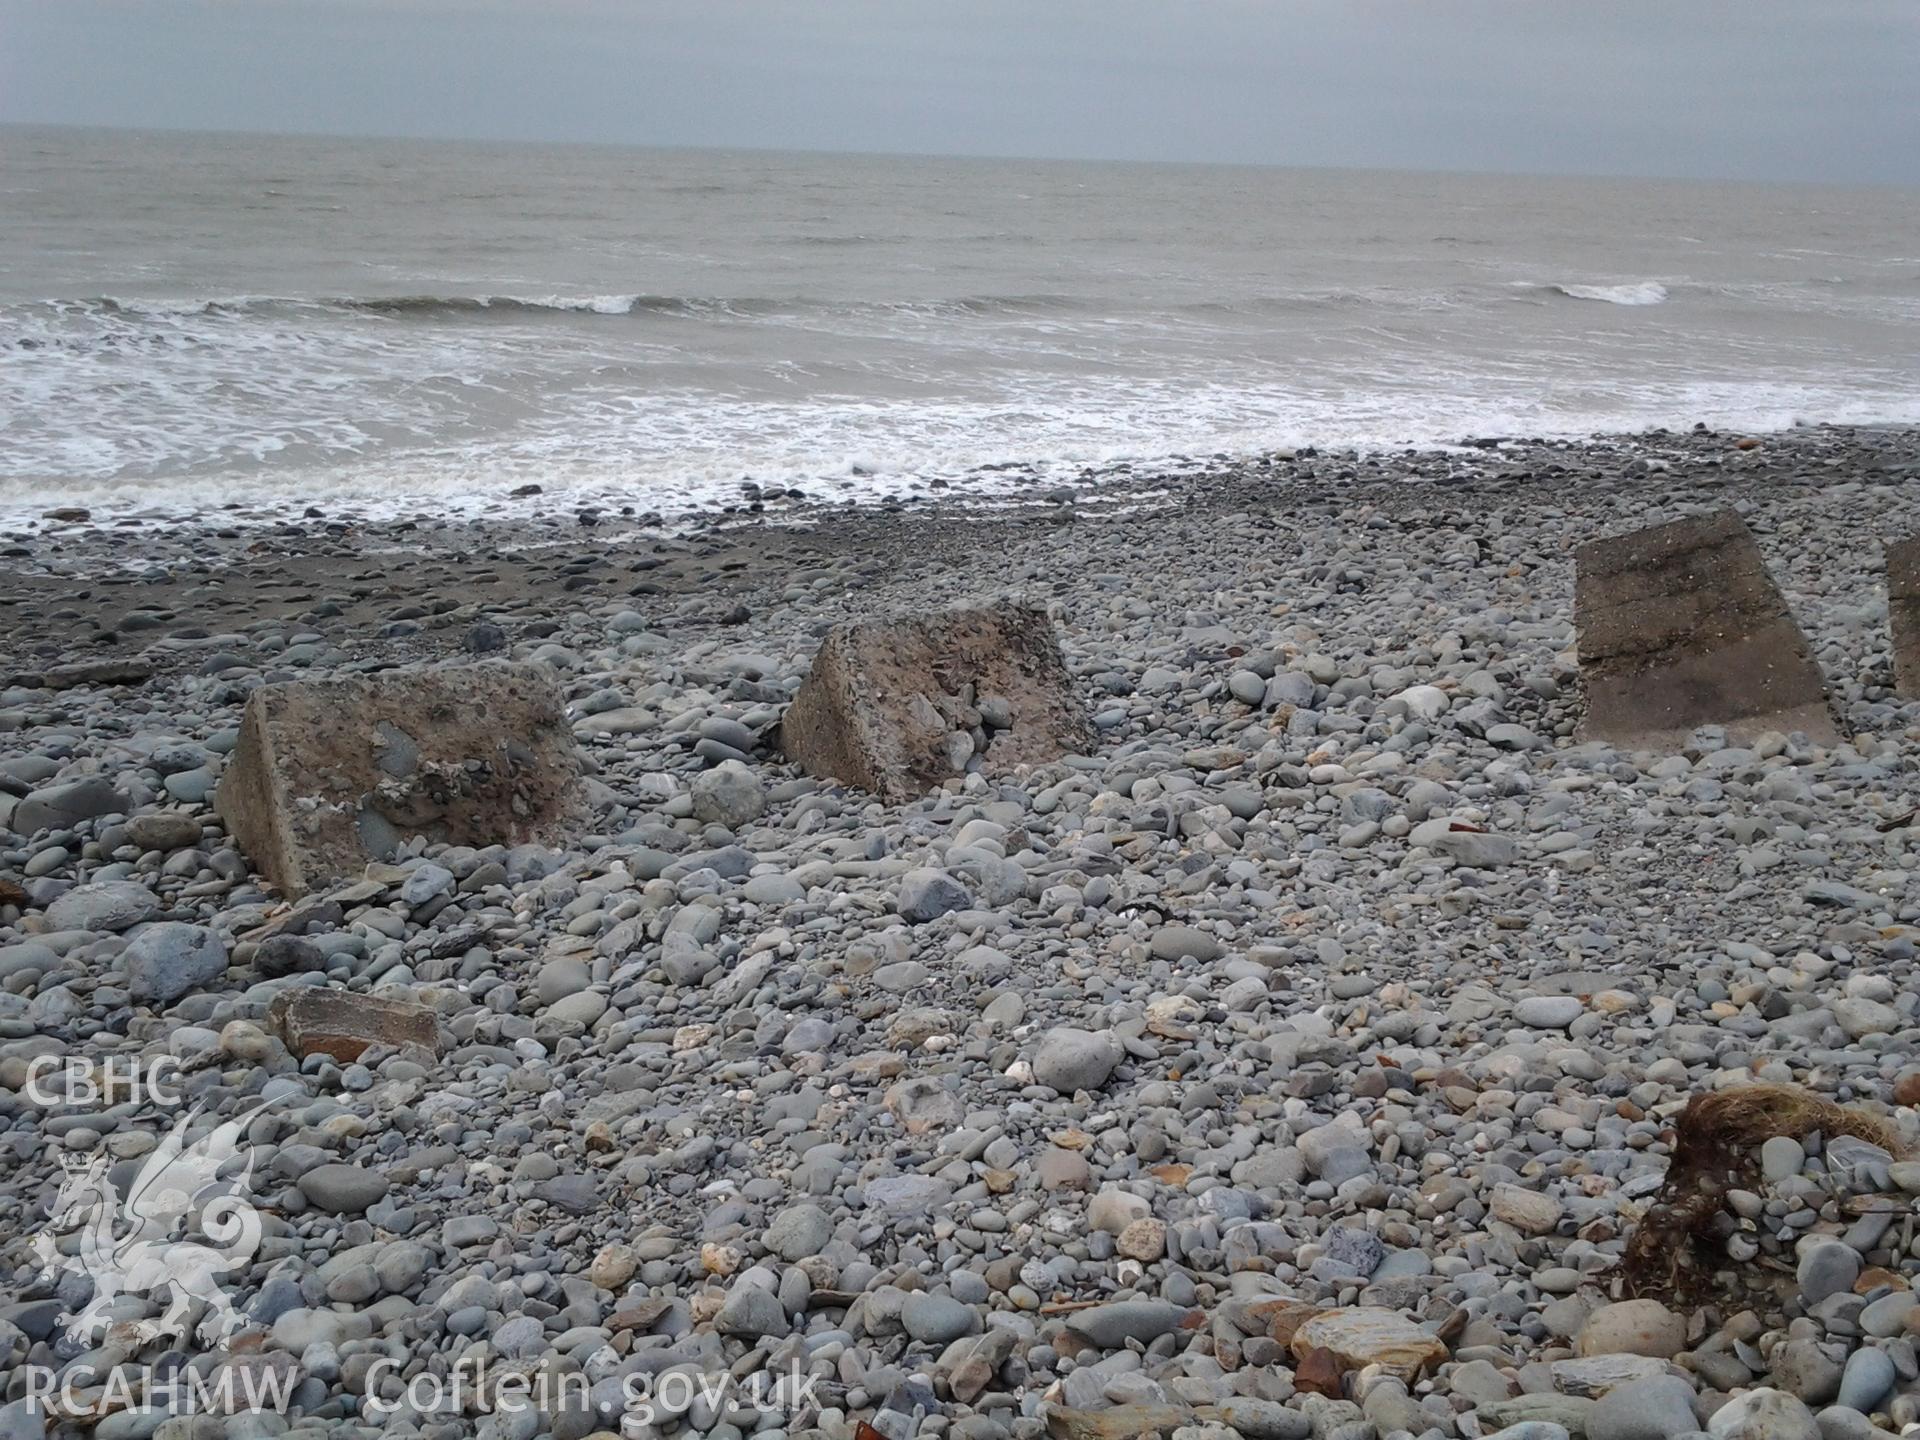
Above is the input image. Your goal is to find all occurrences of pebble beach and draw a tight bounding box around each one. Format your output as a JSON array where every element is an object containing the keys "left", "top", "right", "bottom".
[{"left": 4, "top": 421, "right": 1920, "bottom": 1440}]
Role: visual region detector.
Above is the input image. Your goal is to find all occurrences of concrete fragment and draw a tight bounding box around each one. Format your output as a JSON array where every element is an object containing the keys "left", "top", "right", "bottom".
[
  {"left": 269, "top": 989, "right": 440, "bottom": 1062},
  {"left": 1888, "top": 533, "right": 1920, "bottom": 697},
  {"left": 214, "top": 664, "right": 581, "bottom": 896},
  {"left": 1574, "top": 510, "right": 1836, "bottom": 746},
  {"left": 782, "top": 601, "right": 1092, "bottom": 802}
]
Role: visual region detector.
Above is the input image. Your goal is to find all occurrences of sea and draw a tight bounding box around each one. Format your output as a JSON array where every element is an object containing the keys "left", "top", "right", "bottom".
[{"left": 3, "top": 125, "right": 1918, "bottom": 523}]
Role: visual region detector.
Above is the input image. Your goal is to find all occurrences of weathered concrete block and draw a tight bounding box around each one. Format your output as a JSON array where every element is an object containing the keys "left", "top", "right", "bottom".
[
  {"left": 269, "top": 988, "right": 440, "bottom": 1062},
  {"left": 1889, "top": 534, "right": 1920, "bottom": 698},
  {"left": 215, "top": 664, "right": 581, "bottom": 897},
  {"left": 1574, "top": 510, "right": 1836, "bottom": 747},
  {"left": 782, "top": 601, "right": 1093, "bottom": 802}
]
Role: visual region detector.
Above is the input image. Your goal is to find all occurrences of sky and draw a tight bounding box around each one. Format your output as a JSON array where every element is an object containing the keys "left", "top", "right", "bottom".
[{"left": 1, "top": 0, "right": 1916, "bottom": 184}]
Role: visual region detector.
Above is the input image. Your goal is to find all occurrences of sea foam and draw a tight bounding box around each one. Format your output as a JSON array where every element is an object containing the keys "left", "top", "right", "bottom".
[{"left": 1551, "top": 281, "right": 1670, "bottom": 306}]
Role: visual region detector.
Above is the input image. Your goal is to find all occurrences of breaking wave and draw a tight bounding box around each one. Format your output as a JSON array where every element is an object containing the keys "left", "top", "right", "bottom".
[
  {"left": 7, "top": 291, "right": 1101, "bottom": 326},
  {"left": 1549, "top": 281, "right": 1670, "bottom": 306}
]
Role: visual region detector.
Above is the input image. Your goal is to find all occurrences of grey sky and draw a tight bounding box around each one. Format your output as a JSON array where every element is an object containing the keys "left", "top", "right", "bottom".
[{"left": 2, "top": 0, "right": 1915, "bottom": 184}]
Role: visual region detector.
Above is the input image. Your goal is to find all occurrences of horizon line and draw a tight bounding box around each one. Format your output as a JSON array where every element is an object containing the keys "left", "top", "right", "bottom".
[{"left": 4, "top": 117, "right": 1914, "bottom": 194}]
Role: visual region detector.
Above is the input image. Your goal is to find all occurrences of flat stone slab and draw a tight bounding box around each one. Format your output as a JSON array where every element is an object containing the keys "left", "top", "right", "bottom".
[
  {"left": 1550, "top": 1353, "right": 1672, "bottom": 1397},
  {"left": 270, "top": 988, "right": 440, "bottom": 1062},
  {"left": 1290, "top": 1307, "right": 1447, "bottom": 1381},
  {"left": 1574, "top": 509, "right": 1837, "bottom": 747},
  {"left": 4, "top": 659, "right": 153, "bottom": 691},
  {"left": 782, "top": 601, "right": 1093, "bottom": 802},
  {"left": 215, "top": 664, "right": 581, "bottom": 897},
  {"left": 1889, "top": 533, "right": 1920, "bottom": 698}
]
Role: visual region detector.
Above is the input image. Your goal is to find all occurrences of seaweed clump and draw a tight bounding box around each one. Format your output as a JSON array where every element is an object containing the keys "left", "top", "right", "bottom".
[{"left": 1619, "top": 1084, "right": 1906, "bottom": 1306}]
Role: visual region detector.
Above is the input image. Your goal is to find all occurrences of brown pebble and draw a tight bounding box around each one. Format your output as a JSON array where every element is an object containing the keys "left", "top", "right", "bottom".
[
  {"left": 1259, "top": 1298, "right": 1325, "bottom": 1346},
  {"left": 1293, "top": 1345, "right": 1345, "bottom": 1398},
  {"left": 1856, "top": 1266, "right": 1904, "bottom": 1295}
]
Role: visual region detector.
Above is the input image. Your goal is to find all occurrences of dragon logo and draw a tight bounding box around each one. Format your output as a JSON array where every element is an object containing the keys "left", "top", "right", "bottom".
[{"left": 34, "top": 1105, "right": 267, "bottom": 1348}]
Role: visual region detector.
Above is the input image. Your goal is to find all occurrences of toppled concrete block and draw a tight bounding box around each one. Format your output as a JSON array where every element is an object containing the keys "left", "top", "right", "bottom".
[
  {"left": 270, "top": 988, "right": 440, "bottom": 1062},
  {"left": 782, "top": 601, "right": 1092, "bottom": 802},
  {"left": 1889, "top": 533, "right": 1920, "bottom": 698},
  {"left": 1574, "top": 510, "right": 1836, "bottom": 747},
  {"left": 215, "top": 664, "right": 581, "bottom": 897}
]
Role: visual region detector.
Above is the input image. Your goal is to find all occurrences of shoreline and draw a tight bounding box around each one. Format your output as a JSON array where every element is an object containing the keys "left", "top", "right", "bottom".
[
  {"left": 8, "top": 417, "right": 1920, "bottom": 563},
  {"left": 6, "top": 423, "right": 1920, "bottom": 683}
]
